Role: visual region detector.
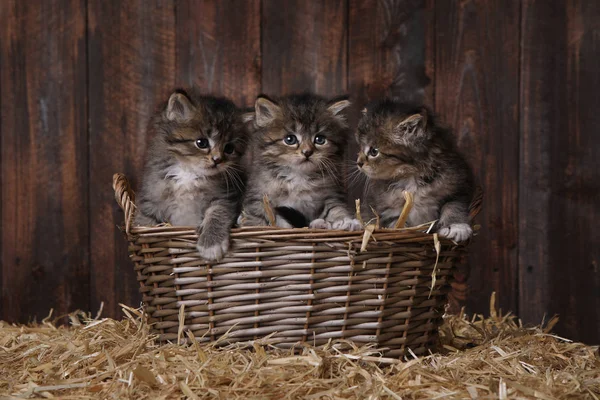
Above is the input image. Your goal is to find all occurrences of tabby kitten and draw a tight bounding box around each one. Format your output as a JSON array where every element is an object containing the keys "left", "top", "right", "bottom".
[
  {"left": 135, "top": 88, "right": 248, "bottom": 260},
  {"left": 241, "top": 93, "right": 361, "bottom": 231},
  {"left": 356, "top": 99, "right": 474, "bottom": 241}
]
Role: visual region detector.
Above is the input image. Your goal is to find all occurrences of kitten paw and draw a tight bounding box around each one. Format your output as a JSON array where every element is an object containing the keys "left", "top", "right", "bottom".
[
  {"left": 196, "top": 238, "right": 230, "bottom": 261},
  {"left": 309, "top": 219, "right": 332, "bottom": 230},
  {"left": 332, "top": 217, "right": 363, "bottom": 231},
  {"left": 134, "top": 213, "right": 158, "bottom": 227},
  {"left": 438, "top": 223, "right": 472, "bottom": 242}
]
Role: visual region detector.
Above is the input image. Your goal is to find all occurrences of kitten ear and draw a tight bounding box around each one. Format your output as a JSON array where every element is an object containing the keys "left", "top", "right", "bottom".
[
  {"left": 241, "top": 109, "right": 256, "bottom": 134},
  {"left": 255, "top": 95, "right": 281, "bottom": 127},
  {"left": 394, "top": 109, "right": 428, "bottom": 140},
  {"left": 166, "top": 91, "right": 195, "bottom": 122},
  {"left": 242, "top": 111, "right": 255, "bottom": 124},
  {"left": 326, "top": 98, "right": 351, "bottom": 119}
]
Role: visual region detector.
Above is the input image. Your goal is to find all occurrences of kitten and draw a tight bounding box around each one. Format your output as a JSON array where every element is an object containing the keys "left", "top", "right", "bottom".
[
  {"left": 356, "top": 99, "right": 474, "bottom": 242},
  {"left": 241, "top": 93, "right": 361, "bottom": 231},
  {"left": 135, "top": 88, "right": 248, "bottom": 260}
]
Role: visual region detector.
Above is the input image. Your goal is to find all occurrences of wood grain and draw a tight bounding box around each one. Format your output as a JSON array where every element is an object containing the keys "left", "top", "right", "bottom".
[
  {"left": 349, "top": 0, "right": 430, "bottom": 106},
  {"left": 262, "top": 0, "right": 347, "bottom": 96},
  {"left": 0, "top": 0, "right": 89, "bottom": 321},
  {"left": 423, "top": 0, "right": 435, "bottom": 108},
  {"left": 176, "top": 0, "right": 261, "bottom": 107},
  {"left": 520, "top": 0, "right": 600, "bottom": 342},
  {"left": 435, "top": 0, "right": 521, "bottom": 315},
  {"left": 88, "top": 0, "right": 176, "bottom": 318},
  {"left": 0, "top": 0, "right": 597, "bottom": 345}
]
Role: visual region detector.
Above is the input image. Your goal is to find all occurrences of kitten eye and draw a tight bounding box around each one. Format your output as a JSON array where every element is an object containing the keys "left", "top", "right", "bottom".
[
  {"left": 195, "top": 138, "right": 209, "bottom": 149},
  {"left": 224, "top": 143, "right": 235, "bottom": 154},
  {"left": 284, "top": 134, "right": 298, "bottom": 145},
  {"left": 368, "top": 147, "right": 379, "bottom": 157},
  {"left": 314, "top": 134, "right": 326, "bottom": 145}
]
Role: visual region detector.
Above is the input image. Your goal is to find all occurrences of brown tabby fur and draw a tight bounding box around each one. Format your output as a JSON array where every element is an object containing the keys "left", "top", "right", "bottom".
[
  {"left": 135, "top": 88, "right": 248, "bottom": 260},
  {"left": 356, "top": 99, "right": 475, "bottom": 241},
  {"left": 241, "top": 93, "right": 361, "bottom": 231}
]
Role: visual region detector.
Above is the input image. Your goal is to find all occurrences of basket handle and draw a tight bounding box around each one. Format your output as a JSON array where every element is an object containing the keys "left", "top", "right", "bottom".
[{"left": 112, "top": 173, "right": 136, "bottom": 233}]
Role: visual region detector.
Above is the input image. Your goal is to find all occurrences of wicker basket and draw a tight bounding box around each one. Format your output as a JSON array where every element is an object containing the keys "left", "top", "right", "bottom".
[{"left": 113, "top": 173, "right": 482, "bottom": 357}]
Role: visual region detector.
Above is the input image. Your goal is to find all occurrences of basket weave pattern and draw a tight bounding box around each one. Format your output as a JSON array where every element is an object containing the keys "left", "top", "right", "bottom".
[{"left": 113, "top": 173, "right": 480, "bottom": 357}]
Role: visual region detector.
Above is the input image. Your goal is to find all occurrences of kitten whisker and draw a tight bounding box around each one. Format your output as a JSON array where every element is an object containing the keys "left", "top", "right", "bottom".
[
  {"left": 224, "top": 167, "right": 244, "bottom": 194},
  {"left": 225, "top": 165, "right": 247, "bottom": 189},
  {"left": 231, "top": 171, "right": 245, "bottom": 193},
  {"left": 223, "top": 168, "right": 232, "bottom": 196},
  {"left": 226, "top": 164, "right": 244, "bottom": 173},
  {"left": 320, "top": 159, "right": 340, "bottom": 186},
  {"left": 346, "top": 168, "right": 364, "bottom": 187},
  {"left": 363, "top": 176, "right": 372, "bottom": 199},
  {"left": 346, "top": 167, "right": 361, "bottom": 180},
  {"left": 317, "top": 159, "right": 326, "bottom": 181}
]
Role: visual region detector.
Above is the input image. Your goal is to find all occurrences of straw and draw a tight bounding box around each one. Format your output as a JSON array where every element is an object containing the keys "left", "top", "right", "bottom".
[
  {"left": 263, "top": 194, "right": 276, "bottom": 226},
  {"left": 394, "top": 191, "right": 414, "bottom": 229},
  {"left": 1, "top": 297, "right": 598, "bottom": 399}
]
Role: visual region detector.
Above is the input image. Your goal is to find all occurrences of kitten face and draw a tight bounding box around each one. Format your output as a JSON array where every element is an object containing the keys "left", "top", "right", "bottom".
[
  {"left": 138, "top": 89, "right": 249, "bottom": 259},
  {"left": 251, "top": 94, "right": 350, "bottom": 175},
  {"left": 356, "top": 101, "right": 429, "bottom": 180},
  {"left": 240, "top": 93, "right": 359, "bottom": 230},
  {"left": 159, "top": 91, "right": 247, "bottom": 178},
  {"left": 355, "top": 99, "right": 475, "bottom": 241}
]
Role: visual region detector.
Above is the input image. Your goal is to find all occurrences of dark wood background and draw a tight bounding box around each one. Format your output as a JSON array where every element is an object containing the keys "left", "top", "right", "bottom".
[{"left": 1, "top": 0, "right": 598, "bottom": 344}]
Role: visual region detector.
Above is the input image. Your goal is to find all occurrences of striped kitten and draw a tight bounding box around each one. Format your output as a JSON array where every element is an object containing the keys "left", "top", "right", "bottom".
[
  {"left": 356, "top": 99, "right": 474, "bottom": 242},
  {"left": 135, "top": 88, "right": 248, "bottom": 260},
  {"left": 241, "top": 93, "right": 361, "bottom": 231}
]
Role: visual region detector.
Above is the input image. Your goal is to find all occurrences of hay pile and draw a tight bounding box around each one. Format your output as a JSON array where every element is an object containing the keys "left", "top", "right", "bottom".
[{"left": 1, "top": 296, "right": 598, "bottom": 399}]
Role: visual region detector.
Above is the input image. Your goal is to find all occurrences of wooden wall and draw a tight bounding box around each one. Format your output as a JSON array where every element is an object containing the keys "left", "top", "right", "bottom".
[{"left": 1, "top": 0, "right": 598, "bottom": 344}]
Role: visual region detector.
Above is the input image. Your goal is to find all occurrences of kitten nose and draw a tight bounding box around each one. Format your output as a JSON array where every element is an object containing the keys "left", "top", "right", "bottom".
[
  {"left": 302, "top": 149, "right": 313, "bottom": 158},
  {"left": 212, "top": 155, "right": 222, "bottom": 165},
  {"left": 357, "top": 161, "right": 364, "bottom": 168}
]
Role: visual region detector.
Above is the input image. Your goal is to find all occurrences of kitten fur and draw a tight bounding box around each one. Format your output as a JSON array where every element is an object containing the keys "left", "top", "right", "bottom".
[
  {"left": 135, "top": 88, "right": 248, "bottom": 260},
  {"left": 356, "top": 99, "right": 475, "bottom": 241},
  {"left": 241, "top": 93, "right": 361, "bottom": 231}
]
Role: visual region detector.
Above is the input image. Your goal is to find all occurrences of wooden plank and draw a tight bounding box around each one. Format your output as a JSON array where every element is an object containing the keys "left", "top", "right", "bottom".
[
  {"left": 176, "top": 0, "right": 260, "bottom": 108},
  {"left": 348, "top": 0, "right": 431, "bottom": 106},
  {"left": 520, "top": 0, "right": 600, "bottom": 343},
  {"left": 435, "top": 0, "right": 521, "bottom": 315},
  {"left": 0, "top": 3, "right": 3, "bottom": 321},
  {"left": 261, "top": 0, "right": 347, "bottom": 96},
  {"left": 88, "top": 0, "right": 176, "bottom": 318},
  {"left": 423, "top": 0, "right": 435, "bottom": 108},
  {"left": 0, "top": 0, "right": 88, "bottom": 321},
  {"left": 348, "top": 0, "right": 431, "bottom": 205}
]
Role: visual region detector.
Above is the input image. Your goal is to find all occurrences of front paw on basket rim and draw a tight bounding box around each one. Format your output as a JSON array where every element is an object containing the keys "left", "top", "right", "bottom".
[
  {"left": 197, "top": 238, "right": 229, "bottom": 261},
  {"left": 309, "top": 218, "right": 332, "bottom": 230},
  {"left": 332, "top": 217, "right": 363, "bottom": 231},
  {"left": 438, "top": 223, "right": 473, "bottom": 242}
]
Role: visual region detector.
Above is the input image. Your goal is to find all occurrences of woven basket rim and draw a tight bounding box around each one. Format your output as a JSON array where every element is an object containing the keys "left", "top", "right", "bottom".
[
  {"left": 112, "top": 172, "right": 483, "bottom": 239},
  {"left": 127, "top": 224, "right": 438, "bottom": 235}
]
